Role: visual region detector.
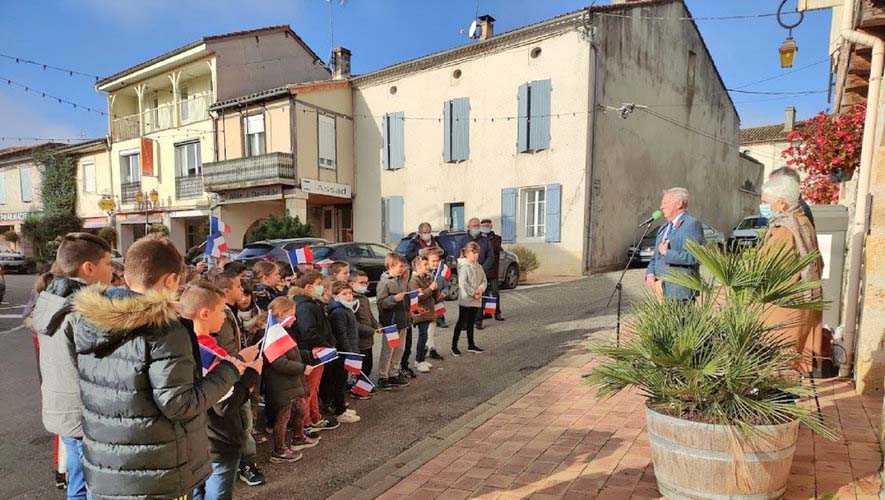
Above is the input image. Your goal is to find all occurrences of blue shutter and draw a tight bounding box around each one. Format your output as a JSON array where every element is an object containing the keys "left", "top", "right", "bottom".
[
  {"left": 545, "top": 183, "right": 561, "bottom": 243},
  {"left": 443, "top": 101, "right": 452, "bottom": 162},
  {"left": 388, "top": 195, "right": 404, "bottom": 243},
  {"left": 517, "top": 83, "right": 529, "bottom": 152},
  {"left": 382, "top": 113, "right": 389, "bottom": 170},
  {"left": 452, "top": 97, "right": 470, "bottom": 161},
  {"left": 530, "top": 79, "right": 551, "bottom": 150},
  {"left": 20, "top": 168, "right": 32, "bottom": 203},
  {"left": 501, "top": 188, "right": 517, "bottom": 242},
  {"left": 390, "top": 112, "right": 405, "bottom": 169},
  {"left": 381, "top": 198, "right": 388, "bottom": 242}
]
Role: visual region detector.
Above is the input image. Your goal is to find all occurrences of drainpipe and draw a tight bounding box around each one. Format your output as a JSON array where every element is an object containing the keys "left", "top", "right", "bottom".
[
  {"left": 580, "top": 14, "right": 601, "bottom": 273},
  {"left": 838, "top": 0, "right": 884, "bottom": 377}
]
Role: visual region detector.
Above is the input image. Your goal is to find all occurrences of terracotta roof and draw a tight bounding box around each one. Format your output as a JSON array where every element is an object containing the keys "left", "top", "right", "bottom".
[
  {"left": 0, "top": 142, "right": 66, "bottom": 161},
  {"left": 210, "top": 80, "right": 351, "bottom": 109},
  {"left": 96, "top": 25, "right": 326, "bottom": 89},
  {"left": 740, "top": 121, "right": 806, "bottom": 144}
]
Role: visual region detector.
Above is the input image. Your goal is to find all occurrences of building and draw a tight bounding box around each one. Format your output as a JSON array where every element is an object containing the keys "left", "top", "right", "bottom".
[
  {"left": 351, "top": 0, "right": 762, "bottom": 275},
  {"left": 740, "top": 107, "right": 806, "bottom": 181},
  {"left": 0, "top": 143, "right": 65, "bottom": 256},
  {"left": 93, "top": 25, "right": 331, "bottom": 253}
]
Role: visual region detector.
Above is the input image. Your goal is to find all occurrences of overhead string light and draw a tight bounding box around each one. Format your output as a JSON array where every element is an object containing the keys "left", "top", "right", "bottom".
[{"left": 0, "top": 52, "right": 102, "bottom": 80}]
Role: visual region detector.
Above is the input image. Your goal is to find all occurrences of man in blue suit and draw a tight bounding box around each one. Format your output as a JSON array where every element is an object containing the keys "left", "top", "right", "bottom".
[{"left": 645, "top": 187, "right": 704, "bottom": 301}]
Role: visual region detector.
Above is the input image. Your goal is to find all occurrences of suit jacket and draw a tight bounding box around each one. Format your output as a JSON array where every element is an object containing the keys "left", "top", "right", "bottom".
[{"left": 646, "top": 212, "right": 704, "bottom": 300}]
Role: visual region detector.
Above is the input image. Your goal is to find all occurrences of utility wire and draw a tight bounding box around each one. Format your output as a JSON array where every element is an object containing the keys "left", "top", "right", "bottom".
[
  {"left": 596, "top": 11, "right": 781, "bottom": 21},
  {"left": 726, "top": 89, "right": 828, "bottom": 95},
  {"left": 0, "top": 136, "right": 89, "bottom": 143},
  {"left": 731, "top": 57, "right": 830, "bottom": 89},
  {"left": 0, "top": 52, "right": 101, "bottom": 80}
]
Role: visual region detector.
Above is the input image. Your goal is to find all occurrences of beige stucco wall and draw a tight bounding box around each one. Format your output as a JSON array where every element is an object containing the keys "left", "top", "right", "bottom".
[
  {"left": 76, "top": 149, "right": 114, "bottom": 220},
  {"left": 0, "top": 159, "right": 42, "bottom": 214},
  {"left": 353, "top": 30, "right": 592, "bottom": 276},
  {"left": 219, "top": 199, "right": 286, "bottom": 249},
  {"left": 741, "top": 141, "right": 792, "bottom": 181}
]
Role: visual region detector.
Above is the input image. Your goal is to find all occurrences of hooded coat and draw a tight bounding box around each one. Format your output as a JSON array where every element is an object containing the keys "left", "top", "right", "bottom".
[
  {"left": 263, "top": 327, "right": 307, "bottom": 409},
  {"left": 354, "top": 293, "right": 380, "bottom": 351},
  {"left": 408, "top": 272, "right": 436, "bottom": 323},
  {"left": 73, "top": 286, "right": 239, "bottom": 500},
  {"left": 376, "top": 271, "right": 410, "bottom": 329},
  {"left": 328, "top": 299, "right": 358, "bottom": 353},
  {"left": 290, "top": 286, "right": 335, "bottom": 363}
]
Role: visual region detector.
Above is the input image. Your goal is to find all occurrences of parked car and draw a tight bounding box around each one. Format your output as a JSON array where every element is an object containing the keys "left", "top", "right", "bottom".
[
  {"left": 627, "top": 222, "right": 725, "bottom": 265},
  {"left": 395, "top": 230, "right": 520, "bottom": 301},
  {"left": 111, "top": 250, "right": 124, "bottom": 265},
  {"left": 234, "top": 238, "right": 330, "bottom": 270},
  {"left": 728, "top": 215, "right": 769, "bottom": 250},
  {"left": 0, "top": 246, "right": 27, "bottom": 273},
  {"left": 305, "top": 242, "right": 393, "bottom": 295},
  {"left": 183, "top": 240, "right": 243, "bottom": 266}
]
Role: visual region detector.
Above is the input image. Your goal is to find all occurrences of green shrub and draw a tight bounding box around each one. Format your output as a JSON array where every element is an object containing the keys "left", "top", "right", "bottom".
[
  {"left": 3, "top": 231, "right": 19, "bottom": 245},
  {"left": 96, "top": 227, "right": 117, "bottom": 248},
  {"left": 21, "top": 213, "right": 81, "bottom": 261},
  {"left": 507, "top": 245, "right": 539, "bottom": 275},
  {"left": 148, "top": 223, "right": 170, "bottom": 237},
  {"left": 247, "top": 214, "right": 313, "bottom": 244}
]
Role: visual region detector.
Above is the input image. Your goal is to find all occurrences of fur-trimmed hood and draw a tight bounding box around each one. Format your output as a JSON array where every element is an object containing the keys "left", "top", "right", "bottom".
[
  {"left": 287, "top": 286, "right": 308, "bottom": 299},
  {"left": 73, "top": 285, "right": 179, "bottom": 355}
]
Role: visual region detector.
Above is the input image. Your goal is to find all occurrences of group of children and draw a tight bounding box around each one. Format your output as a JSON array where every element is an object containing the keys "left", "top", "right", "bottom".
[{"left": 30, "top": 230, "right": 495, "bottom": 500}]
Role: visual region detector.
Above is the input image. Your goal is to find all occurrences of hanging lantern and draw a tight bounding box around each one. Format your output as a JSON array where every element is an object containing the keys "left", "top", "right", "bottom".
[
  {"left": 149, "top": 189, "right": 159, "bottom": 203},
  {"left": 780, "top": 36, "right": 798, "bottom": 68},
  {"left": 135, "top": 191, "right": 144, "bottom": 204}
]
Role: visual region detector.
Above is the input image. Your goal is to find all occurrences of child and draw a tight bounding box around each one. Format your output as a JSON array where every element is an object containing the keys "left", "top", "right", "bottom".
[
  {"left": 252, "top": 261, "right": 283, "bottom": 311},
  {"left": 265, "top": 297, "right": 319, "bottom": 463},
  {"left": 179, "top": 282, "right": 262, "bottom": 500},
  {"left": 33, "top": 233, "right": 114, "bottom": 500},
  {"left": 351, "top": 270, "right": 379, "bottom": 392},
  {"left": 452, "top": 241, "right": 487, "bottom": 356},
  {"left": 236, "top": 280, "right": 264, "bottom": 339},
  {"left": 407, "top": 256, "right": 438, "bottom": 373},
  {"left": 376, "top": 253, "right": 411, "bottom": 390},
  {"left": 273, "top": 261, "right": 293, "bottom": 295},
  {"left": 327, "top": 281, "right": 367, "bottom": 406},
  {"left": 330, "top": 261, "right": 351, "bottom": 283},
  {"left": 425, "top": 249, "right": 447, "bottom": 360},
  {"left": 72, "top": 234, "right": 247, "bottom": 499},
  {"left": 291, "top": 271, "right": 340, "bottom": 432}
]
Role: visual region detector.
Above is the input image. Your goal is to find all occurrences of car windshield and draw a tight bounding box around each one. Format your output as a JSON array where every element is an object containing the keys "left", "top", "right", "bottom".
[
  {"left": 437, "top": 235, "right": 460, "bottom": 257},
  {"left": 736, "top": 217, "right": 768, "bottom": 230},
  {"left": 311, "top": 247, "right": 335, "bottom": 260},
  {"left": 394, "top": 238, "right": 411, "bottom": 254},
  {"left": 238, "top": 244, "right": 273, "bottom": 259}
]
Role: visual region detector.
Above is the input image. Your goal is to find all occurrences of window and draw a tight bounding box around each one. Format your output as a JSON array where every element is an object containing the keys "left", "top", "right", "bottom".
[
  {"left": 521, "top": 187, "right": 546, "bottom": 238},
  {"left": 0, "top": 173, "right": 6, "bottom": 204},
  {"left": 323, "top": 209, "right": 333, "bottom": 230},
  {"left": 120, "top": 150, "right": 141, "bottom": 184},
  {"left": 382, "top": 112, "right": 404, "bottom": 170},
  {"left": 179, "top": 84, "right": 189, "bottom": 122},
  {"left": 687, "top": 50, "right": 697, "bottom": 95},
  {"left": 443, "top": 98, "right": 469, "bottom": 162},
  {"left": 175, "top": 140, "right": 201, "bottom": 177},
  {"left": 517, "top": 79, "right": 552, "bottom": 152},
  {"left": 381, "top": 196, "right": 404, "bottom": 242},
  {"left": 368, "top": 243, "right": 394, "bottom": 258},
  {"left": 318, "top": 113, "right": 337, "bottom": 170},
  {"left": 245, "top": 114, "right": 266, "bottom": 157},
  {"left": 447, "top": 202, "right": 465, "bottom": 230},
  {"left": 345, "top": 244, "right": 372, "bottom": 258},
  {"left": 502, "top": 184, "right": 560, "bottom": 243},
  {"left": 83, "top": 161, "right": 96, "bottom": 194},
  {"left": 19, "top": 167, "right": 32, "bottom": 203}
]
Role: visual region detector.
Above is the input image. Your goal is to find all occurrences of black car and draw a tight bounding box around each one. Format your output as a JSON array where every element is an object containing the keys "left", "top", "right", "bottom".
[
  {"left": 234, "top": 237, "right": 330, "bottom": 270},
  {"left": 309, "top": 242, "right": 393, "bottom": 295},
  {"left": 627, "top": 222, "right": 725, "bottom": 265}
]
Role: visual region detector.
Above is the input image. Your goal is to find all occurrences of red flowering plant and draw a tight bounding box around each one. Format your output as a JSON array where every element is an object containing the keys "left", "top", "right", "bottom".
[{"left": 781, "top": 102, "right": 865, "bottom": 204}]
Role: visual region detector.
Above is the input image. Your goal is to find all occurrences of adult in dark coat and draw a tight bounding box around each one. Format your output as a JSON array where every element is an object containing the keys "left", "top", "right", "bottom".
[
  {"left": 405, "top": 222, "right": 444, "bottom": 263},
  {"left": 478, "top": 218, "right": 505, "bottom": 328}
]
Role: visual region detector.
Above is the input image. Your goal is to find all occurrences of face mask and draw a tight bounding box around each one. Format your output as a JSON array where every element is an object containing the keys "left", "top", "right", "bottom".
[
  {"left": 311, "top": 285, "right": 325, "bottom": 300},
  {"left": 759, "top": 203, "right": 774, "bottom": 219},
  {"left": 470, "top": 228, "right": 481, "bottom": 237},
  {"left": 420, "top": 232, "right": 432, "bottom": 242},
  {"left": 338, "top": 297, "right": 359, "bottom": 311},
  {"left": 480, "top": 227, "right": 491, "bottom": 234},
  {"left": 352, "top": 284, "right": 368, "bottom": 295}
]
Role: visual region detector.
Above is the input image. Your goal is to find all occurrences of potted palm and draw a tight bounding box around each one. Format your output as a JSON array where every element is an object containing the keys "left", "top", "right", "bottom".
[{"left": 587, "top": 241, "right": 836, "bottom": 499}]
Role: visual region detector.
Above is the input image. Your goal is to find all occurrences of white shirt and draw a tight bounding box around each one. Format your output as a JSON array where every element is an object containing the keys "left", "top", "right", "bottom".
[{"left": 662, "top": 212, "right": 685, "bottom": 240}]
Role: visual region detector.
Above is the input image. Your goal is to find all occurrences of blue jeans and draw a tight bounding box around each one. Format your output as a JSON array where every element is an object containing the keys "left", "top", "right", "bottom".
[
  {"left": 61, "top": 437, "right": 87, "bottom": 500},
  {"left": 194, "top": 458, "right": 239, "bottom": 500},
  {"left": 415, "top": 321, "right": 430, "bottom": 363}
]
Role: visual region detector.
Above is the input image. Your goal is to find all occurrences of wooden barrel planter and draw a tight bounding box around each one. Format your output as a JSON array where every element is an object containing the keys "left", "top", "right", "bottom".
[{"left": 645, "top": 407, "right": 799, "bottom": 500}]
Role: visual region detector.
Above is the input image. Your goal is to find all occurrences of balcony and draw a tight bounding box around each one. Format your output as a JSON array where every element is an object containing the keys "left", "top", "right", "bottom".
[
  {"left": 110, "top": 92, "right": 212, "bottom": 142},
  {"left": 202, "top": 152, "right": 296, "bottom": 192},
  {"left": 112, "top": 116, "right": 140, "bottom": 142},
  {"left": 175, "top": 175, "right": 204, "bottom": 200},
  {"left": 121, "top": 181, "right": 141, "bottom": 203}
]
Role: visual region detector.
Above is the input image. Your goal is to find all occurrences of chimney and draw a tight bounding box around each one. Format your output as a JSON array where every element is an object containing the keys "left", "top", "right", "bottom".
[
  {"left": 478, "top": 15, "right": 495, "bottom": 40},
  {"left": 332, "top": 47, "right": 351, "bottom": 80},
  {"left": 783, "top": 106, "right": 796, "bottom": 132}
]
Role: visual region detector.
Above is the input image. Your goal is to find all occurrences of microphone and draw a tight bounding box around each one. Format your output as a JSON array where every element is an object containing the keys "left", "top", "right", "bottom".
[{"left": 637, "top": 210, "right": 663, "bottom": 227}]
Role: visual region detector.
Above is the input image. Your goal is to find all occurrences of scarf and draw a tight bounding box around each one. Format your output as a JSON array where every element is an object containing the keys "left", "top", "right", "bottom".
[{"left": 765, "top": 204, "right": 824, "bottom": 299}]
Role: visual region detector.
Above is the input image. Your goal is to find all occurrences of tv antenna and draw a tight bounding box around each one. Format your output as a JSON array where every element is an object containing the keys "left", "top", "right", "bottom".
[{"left": 459, "top": 0, "right": 481, "bottom": 39}]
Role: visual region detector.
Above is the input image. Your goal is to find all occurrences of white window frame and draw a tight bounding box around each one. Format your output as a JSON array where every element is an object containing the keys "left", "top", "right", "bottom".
[
  {"left": 318, "top": 113, "right": 337, "bottom": 170},
  {"left": 83, "top": 160, "right": 96, "bottom": 194},
  {"left": 175, "top": 140, "right": 201, "bottom": 177},
  {"left": 519, "top": 186, "right": 546, "bottom": 241},
  {"left": 120, "top": 149, "right": 141, "bottom": 184},
  {"left": 245, "top": 113, "right": 266, "bottom": 157},
  {"left": 19, "top": 167, "right": 32, "bottom": 203},
  {"left": 179, "top": 83, "right": 190, "bottom": 122}
]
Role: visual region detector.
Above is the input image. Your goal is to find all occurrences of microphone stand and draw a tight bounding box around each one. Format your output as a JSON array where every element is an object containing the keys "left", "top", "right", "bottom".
[{"left": 606, "top": 220, "right": 658, "bottom": 347}]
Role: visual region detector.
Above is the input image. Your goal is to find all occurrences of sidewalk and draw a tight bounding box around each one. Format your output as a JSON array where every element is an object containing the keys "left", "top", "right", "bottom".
[{"left": 369, "top": 355, "right": 882, "bottom": 499}]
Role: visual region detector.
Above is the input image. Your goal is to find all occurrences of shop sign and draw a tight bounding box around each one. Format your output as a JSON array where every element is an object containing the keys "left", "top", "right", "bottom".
[
  {"left": 300, "top": 179, "right": 351, "bottom": 199},
  {"left": 0, "top": 211, "right": 42, "bottom": 222},
  {"left": 217, "top": 185, "right": 283, "bottom": 204}
]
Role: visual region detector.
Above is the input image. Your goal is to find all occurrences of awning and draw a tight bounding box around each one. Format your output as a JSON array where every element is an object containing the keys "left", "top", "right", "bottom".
[{"left": 82, "top": 217, "right": 111, "bottom": 229}]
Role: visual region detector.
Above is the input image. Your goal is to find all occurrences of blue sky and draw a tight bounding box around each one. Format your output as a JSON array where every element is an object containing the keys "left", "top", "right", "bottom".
[{"left": 0, "top": 0, "right": 833, "bottom": 145}]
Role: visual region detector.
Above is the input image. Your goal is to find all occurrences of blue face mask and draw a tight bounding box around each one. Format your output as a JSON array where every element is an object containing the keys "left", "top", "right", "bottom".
[
  {"left": 759, "top": 203, "right": 774, "bottom": 219},
  {"left": 470, "top": 228, "right": 481, "bottom": 237},
  {"left": 480, "top": 227, "right": 491, "bottom": 234}
]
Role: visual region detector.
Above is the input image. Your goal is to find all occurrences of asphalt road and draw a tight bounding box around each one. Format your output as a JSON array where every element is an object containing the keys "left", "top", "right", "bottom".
[{"left": 0, "top": 269, "right": 647, "bottom": 499}]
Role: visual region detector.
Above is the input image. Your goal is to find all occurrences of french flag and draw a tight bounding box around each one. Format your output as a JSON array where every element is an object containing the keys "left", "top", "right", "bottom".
[
  {"left": 342, "top": 352, "right": 364, "bottom": 374},
  {"left": 435, "top": 302, "right": 446, "bottom": 317},
  {"left": 313, "top": 347, "right": 339, "bottom": 365},
  {"left": 382, "top": 325, "right": 400, "bottom": 348},
  {"left": 483, "top": 296, "right": 497, "bottom": 315},
  {"left": 287, "top": 246, "right": 313, "bottom": 266},
  {"left": 408, "top": 290, "right": 420, "bottom": 313},
  {"left": 199, "top": 343, "right": 223, "bottom": 376},
  {"left": 352, "top": 372, "right": 375, "bottom": 397},
  {"left": 262, "top": 313, "right": 297, "bottom": 364},
  {"left": 210, "top": 216, "right": 231, "bottom": 234},
  {"left": 435, "top": 262, "right": 451, "bottom": 281},
  {"left": 205, "top": 232, "right": 228, "bottom": 258}
]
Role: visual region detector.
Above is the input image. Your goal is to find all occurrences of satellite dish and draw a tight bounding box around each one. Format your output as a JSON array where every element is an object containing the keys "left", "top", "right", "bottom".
[{"left": 467, "top": 18, "right": 479, "bottom": 38}]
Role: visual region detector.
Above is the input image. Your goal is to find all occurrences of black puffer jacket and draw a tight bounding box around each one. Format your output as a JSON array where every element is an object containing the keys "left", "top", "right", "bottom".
[
  {"left": 354, "top": 293, "right": 379, "bottom": 351},
  {"left": 73, "top": 286, "right": 239, "bottom": 500},
  {"left": 291, "top": 288, "right": 335, "bottom": 363},
  {"left": 264, "top": 330, "right": 307, "bottom": 409},
  {"left": 328, "top": 299, "right": 357, "bottom": 353}
]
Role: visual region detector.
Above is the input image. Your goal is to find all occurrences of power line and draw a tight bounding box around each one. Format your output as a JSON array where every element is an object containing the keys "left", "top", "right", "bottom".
[
  {"left": 596, "top": 11, "right": 781, "bottom": 21},
  {"left": 731, "top": 57, "right": 830, "bottom": 90},
  {"left": 727, "top": 88, "right": 828, "bottom": 95},
  {"left": 0, "top": 136, "right": 89, "bottom": 143},
  {"left": 0, "top": 52, "right": 101, "bottom": 80}
]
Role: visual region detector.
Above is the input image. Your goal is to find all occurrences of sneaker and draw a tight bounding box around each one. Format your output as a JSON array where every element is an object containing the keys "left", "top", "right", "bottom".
[
  {"left": 429, "top": 349, "right": 445, "bottom": 361},
  {"left": 377, "top": 378, "right": 394, "bottom": 391},
  {"left": 238, "top": 463, "right": 267, "bottom": 486},
  {"left": 389, "top": 374, "right": 411, "bottom": 386},
  {"left": 476, "top": 322, "right": 485, "bottom": 330},
  {"left": 351, "top": 390, "right": 372, "bottom": 400},
  {"left": 319, "top": 417, "right": 340, "bottom": 431},
  {"left": 54, "top": 472, "right": 66, "bottom": 490},
  {"left": 370, "top": 387, "right": 378, "bottom": 394},
  {"left": 451, "top": 347, "right": 462, "bottom": 357},
  {"left": 438, "top": 322, "right": 450, "bottom": 329},
  {"left": 289, "top": 436, "right": 320, "bottom": 451},
  {"left": 425, "top": 360, "right": 433, "bottom": 368},
  {"left": 269, "top": 449, "right": 303, "bottom": 463},
  {"left": 495, "top": 314, "right": 506, "bottom": 321},
  {"left": 304, "top": 429, "right": 321, "bottom": 440},
  {"left": 252, "top": 431, "right": 268, "bottom": 444},
  {"left": 467, "top": 346, "right": 485, "bottom": 354},
  {"left": 338, "top": 411, "right": 361, "bottom": 423},
  {"left": 416, "top": 361, "right": 431, "bottom": 373},
  {"left": 402, "top": 367, "right": 417, "bottom": 379},
  {"left": 343, "top": 408, "right": 357, "bottom": 416}
]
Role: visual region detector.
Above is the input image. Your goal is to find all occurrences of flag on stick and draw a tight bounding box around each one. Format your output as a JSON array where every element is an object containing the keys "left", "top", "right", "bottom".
[
  {"left": 435, "top": 262, "right": 451, "bottom": 280},
  {"left": 262, "top": 312, "right": 298, "bottom": 364},
  {"left": 382, "top": 325, "right": 400, "bottom": 348},
  {"left": 435, "top": 302, "right": 446, "bottom": 317},
  {"left": 287, "top": 246, "right": 314, "bottom": 267},
  {"left": 205, "top": 232, "right": 228, "bottom": 258},
  {"left": 483, "top": 296, "right": 497, "bottom": 315},
  {"left": 351, "top": 372, "right": 375, "bottom": 397},
  {"left": 312, "top": 347, "right": 339, "bottom": 365},
  {"left": 408, "top": 289, "right": 420, "bottom": 313},
  {"left": 341, "top": 352, "right": 364, "bottom": 374},
  {"left": 210, "top": 216, "right": 231, "bottom": 234}
]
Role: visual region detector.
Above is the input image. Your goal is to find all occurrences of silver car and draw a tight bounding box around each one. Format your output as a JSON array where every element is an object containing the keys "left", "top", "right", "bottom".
[{"left": 0, "top": 246, "right": 27, "bottom": 273}]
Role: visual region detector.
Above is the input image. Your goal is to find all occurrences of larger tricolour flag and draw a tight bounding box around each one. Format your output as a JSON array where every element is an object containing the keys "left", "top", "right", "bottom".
[
  {"left": 341, "top": 352, "right": 364, "bottom": 374},
  {"left": 351, "top": 372, "right": 375, "bottom": 397},
  {"left": 382, "top": 325, "right": 400, "bottom": 348},
  {"left": 198, "top": 340, "right": 234, "bottom": 402},
  {"left": 407, "top": 290, "right": 420, "bottom": 313},
  {"left": 483, "top": 296, "right": 497, "bottom": 315},
  {"left": 262, "top": 312, "right": 298, "bottom": 364},
  {"left": 210, "top": 216, "right": 231, "bottom": 234},
  {"left": 205, "top": 232, "right": 228, "bottom": 258},
  {"left": 287, "top": 246, "right": 314, "bottom": 267},
  {"left": 312, "top": 347, "right": 339, "bottom": 365}
]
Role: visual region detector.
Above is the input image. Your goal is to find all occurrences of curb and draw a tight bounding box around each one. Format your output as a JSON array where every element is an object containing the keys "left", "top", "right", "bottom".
[{"left": 328, "top": 349, "right": 599, "bottom": 500}]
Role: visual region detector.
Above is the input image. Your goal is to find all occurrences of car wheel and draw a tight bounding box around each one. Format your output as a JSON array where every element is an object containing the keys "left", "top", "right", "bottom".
[
  {"left": 446, "top": 275, "right": 459, "bottom": 301},
  {"left": 502, "top": 264, "right": 519, "bottom": 290}
]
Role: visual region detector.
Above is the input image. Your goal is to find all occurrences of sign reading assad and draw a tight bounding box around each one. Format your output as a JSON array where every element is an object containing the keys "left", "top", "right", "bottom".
[{"left": 300, "top": 179, "right": 351, "bottom": 199}]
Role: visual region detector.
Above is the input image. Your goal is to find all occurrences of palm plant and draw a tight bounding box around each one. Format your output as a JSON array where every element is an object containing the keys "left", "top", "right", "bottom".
[{"left": 587, "top": 240, "right": 835, "bottom": 439}]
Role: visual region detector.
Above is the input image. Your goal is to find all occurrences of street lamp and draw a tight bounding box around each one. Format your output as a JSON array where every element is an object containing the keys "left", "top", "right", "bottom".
[
  {"left": 777, "top": 0, "right": 803, "bottom": 69},
  {"left": 135, "top": 189, "right": 160, "bottom": 234}
]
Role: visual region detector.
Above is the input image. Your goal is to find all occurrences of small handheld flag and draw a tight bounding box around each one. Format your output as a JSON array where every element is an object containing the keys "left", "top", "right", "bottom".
[
  {"left": 382, "top": 325, "right": 400, "bottom": 348},
  {"left": 435, "top": 262, "right": 451, "bottom": 281},
  {"left": 483, "top": 296, "right": 497, "bottom": 315},
  {"left": 351, "top": 372, "right": 375, "bottom": 397},
  {"left": 210, "top": 216, "right": 231, "bottom": 234},
  {"left": 287, "top": 246, "right": 314, "bottom": 267},
  {"left": 434, "top": 302, "right": 446, "bottom": 317},
  {"left": 199, "top": 344, "right": 223, "bottom": 376},
  {"left": 205, "top": 232, "right": 228, "bottom": 258},
  {"left": 312, "top": 347, "right": 339, "bottom": 365},
  {"left": 408, "top": 290, "right": 420, "bottom": 313},
  {"left": 341, "top": 352, "right": 365, "bottom": 374},
  {"left": 262, "top": 313, "right": 298, "bottom": 363}
]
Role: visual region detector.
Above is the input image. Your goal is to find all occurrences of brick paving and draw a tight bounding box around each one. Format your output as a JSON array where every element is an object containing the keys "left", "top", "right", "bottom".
[{"left": 377, "top": 361, "right": 883, "bottom": 499}]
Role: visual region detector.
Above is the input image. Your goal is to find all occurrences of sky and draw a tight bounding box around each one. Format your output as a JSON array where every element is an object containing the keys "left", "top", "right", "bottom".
[{"left": 0, "top": 0, "right": 834, "bottom": 146}]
